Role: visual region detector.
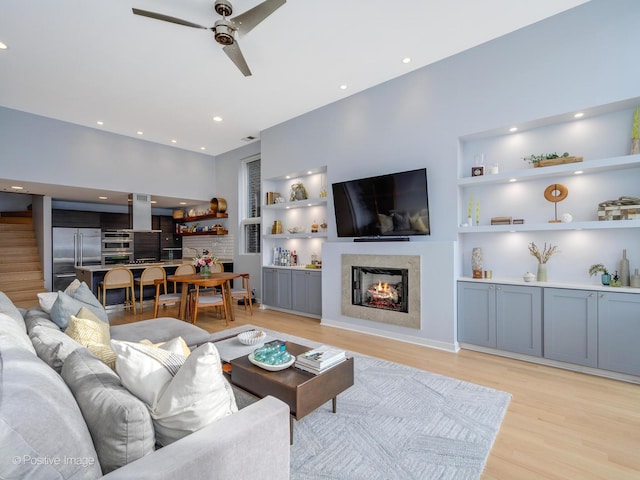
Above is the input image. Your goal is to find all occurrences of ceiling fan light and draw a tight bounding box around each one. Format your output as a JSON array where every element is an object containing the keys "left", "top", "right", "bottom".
[
  {"left": 214, "top": 0, "right": 233, "bottom": 17},
  {"left": 214, "top": 19, "right": 235, "bottom": 45}
]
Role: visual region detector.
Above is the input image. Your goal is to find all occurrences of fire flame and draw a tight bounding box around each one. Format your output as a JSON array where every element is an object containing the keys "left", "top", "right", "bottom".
[{"left": 375, "top": 281, "right": 390, "bottom": 292}]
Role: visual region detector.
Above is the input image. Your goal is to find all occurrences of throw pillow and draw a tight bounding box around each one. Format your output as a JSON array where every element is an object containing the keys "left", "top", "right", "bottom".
[
  {"left": 37, "top": 292, "right": 59, "bottom": 314},
  {"left": 409, "top": 212, "right": 429, "bottom": 232},
  {"left": 28, "top": 325, "right": 83, "bottom": 373},
  {"left": 70, "top": 282, "right": 108, "bottom": 322},
  {"left": 49, "top": 289, "right": 107, "bottom": 330},
  {"left": 65, "top": 309, "right": 116, "bottom": 369},
  {"left": 139, "top": 336, "right": 191, "bottom": 357},
  {"left": 377, "top": 213, "right": 393, "bottom": 234},
  {"left": 111, "top": 340, "right": 238, "bottom": 446},
  {"left": 391, "top": 211, "right": 411, "bottom": 231},
  {"left": 64, "top": 278, "right": 82, "bottom": 295},
  {"left": 61, "top": 348, "right": 155, "bottom": 473}
]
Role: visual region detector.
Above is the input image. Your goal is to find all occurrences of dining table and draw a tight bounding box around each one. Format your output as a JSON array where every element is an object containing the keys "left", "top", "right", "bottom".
[{"left": 166, "top": 272, "right": 244, "bottom": 323}]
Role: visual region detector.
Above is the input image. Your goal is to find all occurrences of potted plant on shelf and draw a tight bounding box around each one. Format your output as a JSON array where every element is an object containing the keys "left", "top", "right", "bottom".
[
  {"left": 523, "top": 152, "right": 583, "bottom": 168},
  {"left": 589, "top": 264, "right": 611, "bottom": 285},
  {"left": 528, "top": 242, "right": 559, "bottom": 282}
]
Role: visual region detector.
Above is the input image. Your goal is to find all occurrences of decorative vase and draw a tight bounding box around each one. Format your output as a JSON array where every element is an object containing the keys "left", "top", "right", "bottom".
[
  {"left": 471, "top": 247, "right": 483, "bottom": 279},
  {"left": 620, "top": 249, "right": 630, "bottom": 286},
  {"left": 200, "top": 265, "right": 211, "bottom": 277},
  {"left": 536, "top": 263, "right": 547, "bottom": 282},
  {"left": 631, "top": 138, "right": 640, "bottom": 155},
  {"left": 630, "top": 268, "right": 640, "bottom": 288},
  {"left": 601, "top": 273, "right": 611, "bottom": 286}
]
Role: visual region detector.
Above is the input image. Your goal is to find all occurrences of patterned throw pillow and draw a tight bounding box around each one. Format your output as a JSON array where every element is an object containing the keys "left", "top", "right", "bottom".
[
  {"left": 66, "top": 308, "right": 116, "bottom": 368},
  {"left": 111, "top": 340, "right": 238, "bottom": 446}
]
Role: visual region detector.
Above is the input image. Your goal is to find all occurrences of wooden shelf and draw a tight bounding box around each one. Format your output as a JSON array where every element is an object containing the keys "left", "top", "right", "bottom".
[
  {"left": 179, "top": 229, "right": 228, "bottom": 236},
  {"left": 176, "top": 212, "right": 228, "bottom": 222}
]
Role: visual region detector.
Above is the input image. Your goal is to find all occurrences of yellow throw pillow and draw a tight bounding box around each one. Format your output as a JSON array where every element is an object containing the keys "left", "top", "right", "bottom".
[
  {"left": 139, "top": 337, "right": 191, "bottom": 357},
  {"left": 65, "top": 312, "right": 115, "bottom": 368}
]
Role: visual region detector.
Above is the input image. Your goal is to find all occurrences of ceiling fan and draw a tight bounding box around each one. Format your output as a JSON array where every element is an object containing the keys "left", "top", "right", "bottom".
[{"left": 132, "top": 0, "right": 286, "bottom": 76}]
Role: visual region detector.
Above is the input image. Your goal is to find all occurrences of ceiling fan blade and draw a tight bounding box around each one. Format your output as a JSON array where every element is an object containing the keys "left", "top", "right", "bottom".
[
  {"left": 230, "top": 0, "right": 286, "bottom": 35},
  {"left": 223, "top": 42, "right": 252, "bottom": 77},
  {"left": 132, "top": 8, "right": 209, "bottom": 29}
]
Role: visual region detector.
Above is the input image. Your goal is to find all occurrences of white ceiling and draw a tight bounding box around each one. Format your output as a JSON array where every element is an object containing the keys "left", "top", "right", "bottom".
[{"left": 0, "top": 0, "right": 588, "bottom": 207}]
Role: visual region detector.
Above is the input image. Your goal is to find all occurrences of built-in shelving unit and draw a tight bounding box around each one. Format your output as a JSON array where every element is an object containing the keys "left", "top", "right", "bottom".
[{"left": 175, "top": 212, "right": 229, "bottom": 236}]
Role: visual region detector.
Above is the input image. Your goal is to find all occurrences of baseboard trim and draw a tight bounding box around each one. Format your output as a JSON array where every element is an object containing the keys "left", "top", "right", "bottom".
[{"left": 459, "top": 343, "right": 640, "bottom": 384}]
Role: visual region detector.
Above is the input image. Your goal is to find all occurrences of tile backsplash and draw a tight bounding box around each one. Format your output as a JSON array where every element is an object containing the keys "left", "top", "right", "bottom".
[{"left": 182, "top": 235, "right": 234, "bottom": 261}]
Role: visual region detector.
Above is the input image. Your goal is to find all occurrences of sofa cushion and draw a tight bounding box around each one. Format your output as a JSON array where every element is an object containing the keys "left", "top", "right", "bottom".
[
  {"left": 110, "top": 317, "right": 212, "bottom": 348},
  {"left": 24, "top": 307, "right": 62, "bottom": 333},
  {"left": 0, "top": 291, "right": 26, "bottom": 332},
  {"left": 29, "top": 325, "right": 83, "bottom": 373},
  {"left": 70, "top": 283, "right": 108, "bottom": 321},
  {"left": 111, "top": 340, "right": 238, "bottom": 446},
  {"left": 37, "top": 291, "right": 59, "bottom": 314},
  {"left": 0, "top": 342, "right": 102, "bottom": 479},
  {"left": 50, "top": 287, "right": 107, "bottom": 330},
  {"left": 61, "top": 348, "right": 155, "bottom": 474},
  {"left": 0, "top": 312, "right": 36, "bottom": 354}
]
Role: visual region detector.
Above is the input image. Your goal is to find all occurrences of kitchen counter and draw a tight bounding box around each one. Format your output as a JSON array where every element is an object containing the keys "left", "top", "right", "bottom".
[{"left": 76, "top": 258, "right": 234, "bottom": 273}]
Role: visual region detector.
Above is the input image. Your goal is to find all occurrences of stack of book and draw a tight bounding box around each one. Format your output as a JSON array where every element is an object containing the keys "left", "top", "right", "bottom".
[{"left": 295, "top": 345, "right": 346, "bottom": 375}]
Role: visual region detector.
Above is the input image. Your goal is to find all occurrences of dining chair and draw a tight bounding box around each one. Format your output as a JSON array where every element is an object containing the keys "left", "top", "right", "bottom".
[
  {"left": 230, "top": 273, "right": 253, "bottom": 315},
  {"left": 133, "top": 266, "right": 166, "bottom": 313},
  {"left": 98, "top": 267, "right": 137, "bottom": 313},
  {"left": 189, "top": 281, "right": 228, "bottom": 326},
  {"left": 171, "top": 263, "right": 196, "bottom": 292}
]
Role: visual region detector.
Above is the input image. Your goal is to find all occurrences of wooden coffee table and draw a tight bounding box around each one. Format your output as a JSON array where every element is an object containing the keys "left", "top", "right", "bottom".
[{"left": 228, "top": 341, "right": 354, "bottom": 443}]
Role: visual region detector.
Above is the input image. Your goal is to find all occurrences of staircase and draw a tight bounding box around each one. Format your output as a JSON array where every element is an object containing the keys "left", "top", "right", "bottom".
[{"left": 0, "top": 217, "right": 46, "bottom": 308}]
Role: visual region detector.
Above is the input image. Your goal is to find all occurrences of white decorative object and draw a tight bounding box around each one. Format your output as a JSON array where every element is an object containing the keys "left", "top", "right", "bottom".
[
  {"left": 560, "top": 213, "right": 573, "bottom": 223},
  {"left": 237, "top": 330, "right": 267, "bottom": 346},
  {"left": 472, "top": 247, "right": 483, "bottom": 278},
  {"left": 523, "top": 272, "right": 536, "bottom": 282},
  {"left": 248, "top": 352, "right": 295, "bottom": 371}
]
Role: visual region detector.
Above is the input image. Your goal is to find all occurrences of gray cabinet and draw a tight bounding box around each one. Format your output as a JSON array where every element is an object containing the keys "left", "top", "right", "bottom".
[
  {"left": 261, "top": 267, "right": 292, "bottom": 310},
  {"left": 543, "top": 288, "right": 598, "bottom": 367},
  {"left": 458, "top": 282, "right": 542, "bottom": 356},
  {"left": 292, "top": 270, "right": 322, "bottom": 315},
  {"left": 598, "top": 291, "right": 640, "bottom": 376}
]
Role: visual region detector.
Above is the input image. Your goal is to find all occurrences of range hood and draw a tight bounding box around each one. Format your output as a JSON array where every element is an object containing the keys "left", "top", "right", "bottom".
[{"left": 128, "top": 193, "right": 161, "bottom": 232}]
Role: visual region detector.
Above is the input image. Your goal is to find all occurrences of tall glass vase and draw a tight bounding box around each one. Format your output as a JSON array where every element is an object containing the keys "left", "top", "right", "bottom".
[
  {"left": 200, "top": 264, "right": 211, "bottom": 277},
  {"left": 536, "top": 263, "right": 547, "bottom": 282}
]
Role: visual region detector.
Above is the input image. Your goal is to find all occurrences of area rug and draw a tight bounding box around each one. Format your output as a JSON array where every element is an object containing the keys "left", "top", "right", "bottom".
[{"left": 218, "top": 326, "right": 511, "bottom": 480}]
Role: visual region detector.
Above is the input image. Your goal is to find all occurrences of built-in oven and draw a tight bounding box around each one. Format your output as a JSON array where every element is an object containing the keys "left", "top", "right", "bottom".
[{"left": 101, "top": 230, "right": 134, "bottom": 265}]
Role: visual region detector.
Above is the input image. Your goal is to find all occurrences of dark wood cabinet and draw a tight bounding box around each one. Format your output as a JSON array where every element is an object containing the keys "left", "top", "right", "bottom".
[{"left": 52, "top": 210, "right": 101, "bottom": 228}]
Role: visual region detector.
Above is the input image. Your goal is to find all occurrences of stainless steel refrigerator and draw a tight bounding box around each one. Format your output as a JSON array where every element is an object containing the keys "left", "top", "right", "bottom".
[{"left": 52, "top": 227, "right": 102, "bottom": 291}]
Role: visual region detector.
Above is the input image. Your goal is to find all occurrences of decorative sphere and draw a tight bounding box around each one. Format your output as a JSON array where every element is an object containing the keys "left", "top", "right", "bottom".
[{"left": 561, "top": 213, "right": 573, "bottom": 223}]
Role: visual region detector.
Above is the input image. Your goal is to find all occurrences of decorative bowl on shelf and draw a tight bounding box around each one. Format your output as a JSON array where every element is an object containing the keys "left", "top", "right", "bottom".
[
  {"left": 237, "top": 330, "right": 267, "bottom": 346},
  {"left": 287, "top": 226, "right": 305, "bottom": 234},
  {"left": 248, "top": 352, "right": 295, "bottom": 371},
  {"left": 523, "top": 272, "right": 536, "bottom": 282}
]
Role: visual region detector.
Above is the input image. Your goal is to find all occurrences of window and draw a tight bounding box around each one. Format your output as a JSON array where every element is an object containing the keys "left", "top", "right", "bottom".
[{"left": 241, "top": 156, "right": 261, "bottom": 254}]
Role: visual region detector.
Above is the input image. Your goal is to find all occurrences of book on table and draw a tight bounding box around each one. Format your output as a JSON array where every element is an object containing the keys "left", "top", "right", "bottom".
[
  {"left": 296, "top": 345, "right": 346, "bottom": 369},
  {"left": 294, "top": 358, "right": 345, "bottom": 375}
]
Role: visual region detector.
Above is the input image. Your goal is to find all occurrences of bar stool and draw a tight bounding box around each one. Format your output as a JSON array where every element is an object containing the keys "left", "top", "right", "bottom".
[
  {"left": 134, "top": 266, "right": 166, "bottom": 313},
  {"left": 98, "top": 267, "right": 137, "bottom": 313}
]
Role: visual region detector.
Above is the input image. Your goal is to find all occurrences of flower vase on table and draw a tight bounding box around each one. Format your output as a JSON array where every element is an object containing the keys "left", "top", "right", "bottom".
[
  {"left": 200, "top": 265, "right": 211, "bottom": 277},
  {"left": 193, "top": 251, "right": 218, "bottom": 278}
]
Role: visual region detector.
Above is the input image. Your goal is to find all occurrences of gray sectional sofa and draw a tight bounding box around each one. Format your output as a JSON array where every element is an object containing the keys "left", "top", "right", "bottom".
[{"left": 0, "top": 291, "right": 290, "bottom": 480}]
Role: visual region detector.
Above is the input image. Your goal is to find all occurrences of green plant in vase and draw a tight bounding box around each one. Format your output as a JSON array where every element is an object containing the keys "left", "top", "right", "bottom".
[
  {"left": 589, "top": 263, "right": 611, "bottom": 285},
  {"left": 631, "top": 107, "right": 640, "bottom": 155}
]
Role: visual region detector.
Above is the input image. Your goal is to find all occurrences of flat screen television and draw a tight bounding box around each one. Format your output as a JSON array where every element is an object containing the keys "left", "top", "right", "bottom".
[{"left": 331, "top": 168, "right": 430, "bottom": 238}]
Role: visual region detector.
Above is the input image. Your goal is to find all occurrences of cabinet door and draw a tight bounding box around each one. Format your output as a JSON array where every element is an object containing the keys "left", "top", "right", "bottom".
[
  {"left": 457, "top": 282, "right": 496, "bottom": 348},
  {"left": 496, "top": 284, "right": 542, "bottom": 357},
  {"left": 262, "top": 268, "right": 277, "bottom": 306},
  {"left": 598, "top": 292, "right": 640, "bottom": 376},
  {"left": 307, "top": 271, "right": 322, "bottom": 315},
  {"left": 275, "top": 269, "right": 292, "bottom": 309},
  {"left": 544, "top": 288, "right": 597, "bottom": 367}
]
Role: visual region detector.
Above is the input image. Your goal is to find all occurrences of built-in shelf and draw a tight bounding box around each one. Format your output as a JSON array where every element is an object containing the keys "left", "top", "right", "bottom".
[
  {"left": 264, "top": 232, "right": 328, "bottom": 239},
  {"left": 458, "top": 154, "right": 640, "bottom": 186},
  {"left": 262, "top": 198, "right": 327, "bottom": 210},
  {"left": 458, "top": 220, "right": 640, "bottom": 234},
  {"left": 179, "top": 229, "right": 229, "bottom": 237},
  {"left": 177, "top": 212, "right": 229, "bottom": 222}
]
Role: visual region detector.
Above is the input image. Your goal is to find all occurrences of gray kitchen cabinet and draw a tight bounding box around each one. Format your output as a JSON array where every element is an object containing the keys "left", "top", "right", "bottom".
[
  {"left": 458, "top": 282, "right": 542, "bottom": 356},
  {"left": 458, "top": 282, "right": 496, "bottom": 348},
  {"left": 543, "top": 288, "right": 598, "bottom": 368},
  {"left": 597, "top": 291, "right": 640, "bottom": 376},
  {"left": 262, "top": 267, "right": 292, "bottom": 310},
  {"left": 292, "top": 269, "right": 322, "bottom": 315}
]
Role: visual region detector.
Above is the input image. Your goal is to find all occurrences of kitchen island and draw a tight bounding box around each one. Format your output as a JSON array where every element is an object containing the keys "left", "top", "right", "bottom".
[{"left": 76, "top": 259, "right": 234, "bottom": 308}]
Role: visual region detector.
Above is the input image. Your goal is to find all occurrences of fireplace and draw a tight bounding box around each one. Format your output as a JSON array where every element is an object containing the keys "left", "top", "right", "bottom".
[
  {"left": 341, "top": 253, "right": 421, "bottom": 329},
  {"left": 352, "top": 266, "right": 408, "bottom": 312}
]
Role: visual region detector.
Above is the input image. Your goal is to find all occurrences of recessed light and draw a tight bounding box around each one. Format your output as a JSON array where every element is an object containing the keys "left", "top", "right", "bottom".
[
  {"left": 96, "top": 121, "right": 104, "bottom": 126},
  {"left": 0, "top": 42, "right": 7, "bottom": 50},
  {"left": 402, "top": 57, "right": 411, "bottom": 64},
  {"left": 213, "top": 116, "right": 223, "bottom": 122},
  {"left": 200, "top": 147, "right": 206, "bottom": 151},
  {"left": 179, "top": 202, "right": 187, "bottom": 205},
  {"left": 285, "top": 175, "right": 291, "bottom": 179},
  {"left": 11, "top": 185, "right": 23, "bottom": 190},
  {"left": 137, "top": 131, "right": 143, "bottom": 135},
  {"left": 307, "top": 170, "right": 312, "bottom": 174},
  {"left": 150, "top": 200, "right": 157, "bottom": 204},
  {"left": 574, "top": 112, "right": 584, "bottom": 118},
  {"left": 574, "top": 170, "right": 584, "bottom": 175},
  {"left": 509, "top": 127, "right": 518, "bottom": 132},
  {"left": 98, "top": 196, "right": 108, "bottom": 200},
  {"left": 509, "top": 178, "right": 517, "bottom": 182},
  {"left": 339, "top": 84, "right": 347, "bottom": 90},
  {"left": 171, "top": 139, "right": 177, "bottom": 143}
]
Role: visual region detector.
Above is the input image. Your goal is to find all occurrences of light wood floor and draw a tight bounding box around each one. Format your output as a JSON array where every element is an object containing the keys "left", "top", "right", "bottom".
[{"left": 110, "top": 301, "right": 640, "bottom": 480}]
